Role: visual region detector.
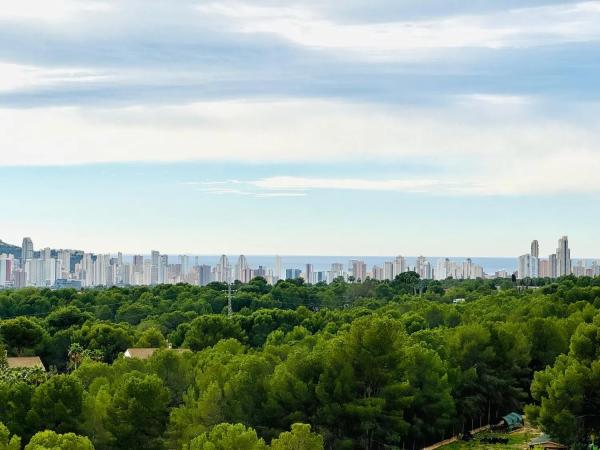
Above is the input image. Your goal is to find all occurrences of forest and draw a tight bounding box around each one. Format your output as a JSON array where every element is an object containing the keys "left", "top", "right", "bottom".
[{"left": 0, "top": 273, "right": 599, "bottom": 449}]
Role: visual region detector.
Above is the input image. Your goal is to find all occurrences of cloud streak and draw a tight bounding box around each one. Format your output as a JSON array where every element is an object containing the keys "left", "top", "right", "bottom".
[
  {"left": 199, "top": 1, "right": 600, "bottom": 58},
  {"left": 3, "top": 97, "right": 600, "bottom": 196}
]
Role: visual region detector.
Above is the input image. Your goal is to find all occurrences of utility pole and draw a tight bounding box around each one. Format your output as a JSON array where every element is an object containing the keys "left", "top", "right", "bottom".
[{"left": 227, "top": 281, "right": 233, "bottom": 316}]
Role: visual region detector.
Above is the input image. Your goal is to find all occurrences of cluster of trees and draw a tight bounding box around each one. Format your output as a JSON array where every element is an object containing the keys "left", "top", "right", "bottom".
[{"left": 1, "top": 274, "right": 600, "bottom": 449}]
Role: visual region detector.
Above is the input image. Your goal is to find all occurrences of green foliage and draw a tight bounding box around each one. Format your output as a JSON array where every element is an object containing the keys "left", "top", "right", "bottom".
[
  {"left": 0, "top": 317, "right": 45, "bottom": 355},
  {"left": 24, "top": 430, "right": 94, "bottom": 450},
  {"left": 135, "top": 327, "right": 167, "bottom": 348},
  {"left": 0, "top": 382, "right": 35, "bottom": 437},
  {"left": 0, "top": 422, "right": 20, "bottom": 450},
  {"left": 185, "top": 423, "right": 267, "bottom": 450},
  {"left": 74, "top": 322, "right": 133, "bottom": 363},
  {"left": 0, "top": 344, "right": 6, "bottom": 369},
  {"left": 270, "top": 423, "right": 324, "bottom": 450},
  {"left": 27, "top": 374, "right": 83, "bottom": 434},
  {"left": 0, "top": 367, "right": 48, "bottom": 385},
  {"left": 527, "top": 320, "right": 600, "bottom": 445},
  {"left": 0, "top": 277, "right": 599, "bottom": 448},
  {"left": 183, "top": 315, "right": 246, "bottom": 350},
  {"left": 106, "top": 373, "right": 170, "bottom": 449}
]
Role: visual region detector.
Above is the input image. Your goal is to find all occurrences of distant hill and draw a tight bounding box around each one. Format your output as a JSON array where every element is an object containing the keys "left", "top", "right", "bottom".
[{"left": 0, "top": 240, "right": 21, "bottom": 258}]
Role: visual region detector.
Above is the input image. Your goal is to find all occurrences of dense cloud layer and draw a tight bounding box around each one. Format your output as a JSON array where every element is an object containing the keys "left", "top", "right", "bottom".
[{"left": 1, "top": 0, "right": 600, "bottom": 197}]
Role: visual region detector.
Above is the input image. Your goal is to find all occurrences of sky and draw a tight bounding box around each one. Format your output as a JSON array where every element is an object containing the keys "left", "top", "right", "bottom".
[{"left": 1, "top": 0, "right": 600, "bottom": 257}]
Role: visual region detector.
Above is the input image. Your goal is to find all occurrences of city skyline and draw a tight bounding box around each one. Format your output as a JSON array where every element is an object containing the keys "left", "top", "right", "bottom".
[
  {"left": 2, "top": 1, "right": 600, "bottom": 256},
  {"left": 2, "top": 234, "right": 599, "bottom": 289}
]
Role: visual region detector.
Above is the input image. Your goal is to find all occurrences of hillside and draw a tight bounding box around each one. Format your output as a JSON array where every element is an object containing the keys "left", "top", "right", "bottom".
[{"left": 0, "top": 240, "right": 20, "bottom": 258}]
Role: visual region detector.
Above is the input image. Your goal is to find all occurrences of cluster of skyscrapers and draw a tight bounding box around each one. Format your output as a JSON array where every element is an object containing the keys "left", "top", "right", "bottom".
[
  {"left": 0, "top": 241, "right": 278, "bottom": 289},
  {"left": 0, "top": 237, "right": 489, "bottom": 289},
  {"left": 517, "top": 236, "right": 600, "bottom": 279},
  {"left": 0, "top": 235, "right": 596, "bottom": 289}
]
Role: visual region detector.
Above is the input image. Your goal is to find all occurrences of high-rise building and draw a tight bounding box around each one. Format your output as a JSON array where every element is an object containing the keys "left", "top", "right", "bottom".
[
  {"left": 235, "top": 255, "right": 249, "bottom": 282},
  {"left": 518, "top": 254, "right": 539, "bottom": 279},
  {"left": 150, "top": 250, "right": 160, "bottom": 285},
  {"left": 415, "top": 256, "right": 431, "bottom": 279},
  {"left": 21, "top": 237, "right": 34, "bottom": 264},
  {"left": 214, "top": 255, "right": 230, "bottom": 282},
  {"left": 121, "top": 263, "right": 131, "bottom": 285},
  {"left": 57, "top": 250, "right": 71, "bottom": 278},
  {"left": 329, "top": 263, "right": 344, "bottom": 280},
  {"left": 462, "top": 258, "right": 473, "bottom": 279},
  {"left": 286, "top": 268, "right": 301, "bottom": 280},
  {"left": 350, "top": 260, "right": 367, "bottom": 281},
  {"left": 435, "top": 258, "right": 450, "bottom": 280},
  {"left": 538, "top": 259, "right": 549, "bottom": 278},
  {"left": 304, "top": 264, "right": 314, "bottom": 284},
  {"left": 383, "top": 261, "right": 394, "bottom": 280},
  {"left": 41, "top": 247, "right": 51, "bottom": 260},
  {"left": 13, "top": 268, "right": 26, "bottom": 289},
  {"left": 0, "top": 254, "right": 14, "bottom": 288},
  {"left": 372, "top": 265, "right": 383, "bottom": 280},
  {"left": 179, "top": 255, "right": 190, "bottom": 276},
  {"left": 531, "top": 240, "right": 539, "bottom": 258},
  {"left": 159, "top": 254, "right": 168, "bottom": 284},
  {"left": 557, "top": 236, "right": 571, "bottom": 276},
  {"left": 549, "top": 254, "right": 558, "bottom": 278},
  {"left": 592, "top": 260, "right": 600, "bottom": 277},
  {"left": 274, "top": 255, "right": 282, "bottom": 282},
  {"left": 394, "top": 255, "right": 406, "bottom": 276},
  {"left": 572, "top": 260, "right": 586, "bottom": 277},
  {"left": 198, "top": 265, "right": 212, "bottom": 286}
]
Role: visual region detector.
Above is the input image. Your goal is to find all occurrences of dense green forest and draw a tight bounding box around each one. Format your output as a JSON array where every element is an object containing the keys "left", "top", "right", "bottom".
[{"left": 1, "top": 274, "right": 600, "bottom": 449}]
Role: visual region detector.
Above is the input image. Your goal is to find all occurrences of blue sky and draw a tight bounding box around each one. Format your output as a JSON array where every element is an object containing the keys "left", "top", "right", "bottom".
[{"left": 1, "top": 0, "right": 599, "bottom": 256}]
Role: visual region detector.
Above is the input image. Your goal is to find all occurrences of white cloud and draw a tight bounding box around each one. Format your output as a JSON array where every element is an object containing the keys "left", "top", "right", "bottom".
[
  {"left": 193, "top": 185, "right": 306, "bottom": 198},
  {"left": 0, "top": 62, "right": 114, "bottom": 93},
  {"left": 0, "top": 0, "right": 111, "bottom": 22},
  {"left": 248, "top": 176, "right": 474, "bottom": 194},
  {"left": 198, "top": 1, "right": 600, "bottom": 58},
  {"left": 2, "top": 98, "right": 600, "bottom": 196}
]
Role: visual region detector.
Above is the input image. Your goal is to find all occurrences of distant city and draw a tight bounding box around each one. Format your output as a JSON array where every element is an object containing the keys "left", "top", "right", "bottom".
[{"left": 0, "top": 235, "right": 596, "bottom": 290}]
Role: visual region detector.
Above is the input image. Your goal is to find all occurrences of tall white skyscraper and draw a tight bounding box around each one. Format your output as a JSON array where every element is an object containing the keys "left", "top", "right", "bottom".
[
  {"left": 159, "top": 254, "right": 168, "bottom": 284},
  {"left": 304, "top": 264, "right": 314, "bottom": 284},
  {"left": 394, "top": 255, "right": 406, "bottom": 276},
  {"left": 531, "top": 240, "right": 539, "bottom": 258},
  {"left": 215, "top": 254, "right": 230, "bottom": 282},
  {"left": 0, "top": 254, "right": 14, "bottom": 287},
  {"left": 274, "top": 255, "right": 282, "bottom": 282},
  {"left": 518, "top": 254, "right": 539, "bottom": 279},
  {"left": 235, "top": 255, "right": 249, "bottom": 282},
  {"left": 415, "top": 256, "right": 432, "bottom": 279},
  {"left": 435, "top": 258, "right": 450, "bottom": 280},
  {"left": 383, "top": 261, "right": 394, "bottom": 280},
  {"left": 549, "top": 254, "right": 558, "bottom": 278},
  {"left": 372, "top": 265, "right": 384, "bottom": 280},
  {"left": 350, "top": 260, "right": 367, "bottom": 281},
  {"left": 57, "top": 250, "right": 71, "bottom": 278},
  {"left": 41, "top": 247, "right": 51, "bottom": 260},
  {"left": 557, "top": 236, "right": 571, "bottom": 276},
  {"left": 151, "top": 250, "right": 160, "bottom": 285},
  {"left": 179, "top": 255, "right": 190, "bottom": 276},
  {"left": 21, "top": 237, "right": 34, "bottom": 264}
]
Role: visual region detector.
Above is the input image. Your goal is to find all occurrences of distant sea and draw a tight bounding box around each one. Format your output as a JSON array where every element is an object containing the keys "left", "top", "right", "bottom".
[{"left": 123, "top": 255, "right": 519, "bottom": 274}]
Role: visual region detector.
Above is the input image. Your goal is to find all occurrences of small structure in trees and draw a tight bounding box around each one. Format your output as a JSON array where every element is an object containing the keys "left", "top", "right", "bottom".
[
  {"left": 528, "top": 433, "right": 568, "bottom": 450},
  {"left": 124, "top": 348, "right": 190, "bottom": 360},
  {"left": 491, "top": 412, "right": 523, "bottom": 431},
  {"left": 6, "top": 356, "right": 45, "bottom": 371}
]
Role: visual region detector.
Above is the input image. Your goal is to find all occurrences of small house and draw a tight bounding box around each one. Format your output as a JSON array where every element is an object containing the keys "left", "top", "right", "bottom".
[
  {"left": 528, "top": 433, "right": 568, "bottom": 450},
  {"left": 124, "top": 348, "right": 190, "bottom": 360},
  {"left": 501, "top": 412, "right": 523, "bottom": 431},
  {"left": 6, "top": 356, "right": 46, "bottom": 371}
]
